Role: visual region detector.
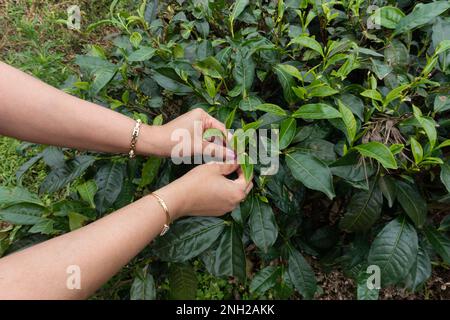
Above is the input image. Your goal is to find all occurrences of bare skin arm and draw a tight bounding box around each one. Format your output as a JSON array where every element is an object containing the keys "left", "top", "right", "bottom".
[
  {"left": 0, "top": 61, "right": 233, "bottom": 158},
  {"left": 0, "top": 62, "right": 251, "bottom": 299},
  {"left": 0, "top": 163, "right": 252, "bottom": 300}
]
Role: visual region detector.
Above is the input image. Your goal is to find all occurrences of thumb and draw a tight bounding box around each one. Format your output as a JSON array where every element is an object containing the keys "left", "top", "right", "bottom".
[{"left": 208, "top": 162, "right": 240, "bottom": 176}]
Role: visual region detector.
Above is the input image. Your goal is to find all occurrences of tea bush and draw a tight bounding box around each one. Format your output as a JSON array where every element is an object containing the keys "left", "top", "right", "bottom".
[{"left": 1, "top": 0, "right": 450, "bottom": 299}]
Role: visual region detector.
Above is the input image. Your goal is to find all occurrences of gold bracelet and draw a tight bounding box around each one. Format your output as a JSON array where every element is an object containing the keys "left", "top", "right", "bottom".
[
  {"left": 129, "top": 119, "right": 142, "bottom": 158},
  {"left": 150, "top": 192, "right": 171, "bottom": 236}
]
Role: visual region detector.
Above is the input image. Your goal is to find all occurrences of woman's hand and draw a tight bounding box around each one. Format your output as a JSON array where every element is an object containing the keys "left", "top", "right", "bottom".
[
  {"left": 142, "top": 108, "right": 234, "bottom": 160},
  {"left": 156, "top": 162, "right": 253, "bottom": 220}
]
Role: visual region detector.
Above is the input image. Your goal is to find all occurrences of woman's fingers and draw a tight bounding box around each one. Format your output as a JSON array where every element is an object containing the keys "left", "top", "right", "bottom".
[
  {"left": 205, "top": 113, "right": 232, "bottom": 142},
  {"left": 234, "top": 166, "right": 253, "bottom": 187},
  {"left": 245, "top": 181, "right": 254, "bottom": 195},
  {"left": 207, "top": 161, "right": 240, "bottom": 175}
]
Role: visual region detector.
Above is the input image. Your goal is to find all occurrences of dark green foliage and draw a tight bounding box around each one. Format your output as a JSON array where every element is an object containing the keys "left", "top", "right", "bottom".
[{"left": 2, "top": 0, "right": 450, "bottom": 300}]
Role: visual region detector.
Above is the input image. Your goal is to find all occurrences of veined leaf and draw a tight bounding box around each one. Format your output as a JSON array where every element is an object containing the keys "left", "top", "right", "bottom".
[
  {"left": 440, "top": 161, "right": 450, "bottom": 193},
  {"left": 130, "top": 267, "right": 156, "bottom": 300},
  {"left": 340, "top": 182, "right": 383, "bottom": 232},
  {"left": 308, "top": 85, "right": 339, "bottom": 98},
  {"left": 394, "top": 1, "right": 450, "bottom": 35},
  {"left": 338, "top": 100, "right": 357, "bottom": 144},
  {"left": 94, "top": 162, "right": 125, "bottom": 213},
  {"left": 275, "top": 64, "right": 302, "bottom": 81},
  {"left": 168, "top": 263, "right": 197, "bottom": 300},
  {"left": 249, "top": 198, "right": 278, "bottom": 253},
  {"left": 354, "top": 142, "right": 398, "bottom": 170},
  {"left": 128, "top": 46, "right": 156, "bottom": 62},
  {"left": 405, "top": 245, "right": 432, "bottom": 292},
  {"left": 76, "top": 180, "right": 97, "bottom": 208},
  {"left": 378, "top": 175, "right": 397, "bottom": 208},
  {"left": 152, "top": 217, "right": 226, "bottom": 261},
  {"left": 68, "top": 212, "right": 89, "bottom": 231},
  {"left": 286, "top": 151, "right": 335, "bottom": 199},
  {"left": 292, "top": 103, "right": 341, "bottom": 120},
  {"left": 139, "top": 157, "right": 162, "bottom": 188},
  {"left": 255, "top": 103, "right": 287, "bottom": 116},
  {"left": 395, "top": 180, "right": 427, "bottom": 228},
  {"left": 194, "top": 56, "right": 225, "bottom": 79},
  {"left": 371, "top": 6, "right": 405, "bottom": 29},
  {"left": 229, "top": 0, "right": 249, "bottom": 28},
  {"left": 233, "top": 50, "right": 255, "bottom": 97},
  {"left": 423, "top": 226, "right": 450, "bottom": 264},
  {"left": 250, "top": 266, "right": 280, "bottom": 295},
  {"left": 0, "top": 186, "right": 44, "bottom": 208},
  {"left": 288, "top": 248, "right": 317, "bottom": 299},
  {"left": 410, "top": 137, "right": 423, "bottom": 164},
  {"left": 214, "top": 223, "right": 246, "bottom": 281},
  {"left": 0, "top": 203, "right": 46, "bottom": 225},
  {"left": 289, "top": 35, "right": 324, "bottom": 56},
  {"left": 413, "top": 106, "right": 437, "bottom": 148},
  {"left": 368, "top": 217, "right": 418, "bottom": 286},
  {"left": 361, "top": 89, "right": 383, "bottom": 102},
  {"left": 274, "top": 64, "right": 297, "bottom": 105},
  {"left": 39, "top": 155, "right": 95, "bottom": 194},
  {"left": 356, "top": 270, "right": 379, "bottom": 300},
  {"left": 279, "top": 118, "right": 297, "bottom": 150}
]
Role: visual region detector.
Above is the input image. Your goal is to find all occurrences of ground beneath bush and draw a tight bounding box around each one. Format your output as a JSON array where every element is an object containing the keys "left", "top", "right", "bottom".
[{"left": 316, "top": 268, "right": 449, "bottom": 300}]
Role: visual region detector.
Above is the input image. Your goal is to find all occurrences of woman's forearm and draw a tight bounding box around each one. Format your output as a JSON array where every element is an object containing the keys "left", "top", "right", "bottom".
[
  {"left": 0, "top": 61, "right": 163, "bottom": 156},
  {"left": 0, "top": 182, "right": 186, "bottom": 300}
]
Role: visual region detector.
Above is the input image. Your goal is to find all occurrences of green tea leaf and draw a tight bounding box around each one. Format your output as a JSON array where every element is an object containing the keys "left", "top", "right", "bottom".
[
  {"left": 40, "top": 156, "right": 95, "bottom": 194},
  {"left": 288, "top": 248, "right": 317, "bottom": 299},
  {"left": 250, "top": 266, "right": 280, "bottom": 295},
  {"left": 214, "top": 223, "right": 246, "bottom": 281},
  {"left": 152, "top": 217, "right": 226, "bottom": 261},
  {"left": 255, "top": 103, "right": 287, "bottom": 116},
  {"left": 279, "top": 118, "right": 297, "bottom": 150},
  {"left": 405, "top": 246, "right": 432, "bottom": 292},
  {"left": 440, "top": 162, "right": 450, "bottom": 193},
  {"left": 274, "top": 64, "right": 297, "bottom": 105},
  {"left": 128, "top": 46, "right": 156, "bottom": 62},
  {"left": 410, "top": 137, "right": 423, "bottom": 164},
  {"left": 139, "top": 157, "right": 162, "bottom": 188},
  {"left": 423, "top": 226, "right": 450, "bottom": 264},
  {"left": 0, "top": 203, "right": 46, "bottom": 225},
  {"left": 368, "top": 217, "right": 418, "bottom": 286},
  {"left": 130, "top": 267, "right": 156, "bottom": 300},
  {"left": 286, "top": 151, "right": 335, "bottom": 199},
  {"left": 338, "top": 100, "right": 357, "bottom": 144},
  {"left": 361, "top": 89, "right": 382, "bottom": 102},
  {"left": 292, "top": 103, "right": 341, "bottom": 120},
  {"left": 413, "top": 106, "right": 437, "bottom": 148},
  {"left": 354, "top": 142, "right": 398, "bottom": 170},
  {"left": 340, "top": 183, "right": 383, "bottom": 232},
  {"left": 194, "top": 56, "right": 225, "bottom": 79},
  {"left": 356, "top": 270, "right": 379, "bottom": 300},
  {"left": 394, "top": 1, "right": 450, "bottom": 35},
  {"left": 371, "top": 6, "right": 405, "bottom": 29},
  {"left": 94, "top": 162, "right": 125, "bottom": 213},
  {"left": 68, "top": 212, "right": 89, "bottom": 231},
  {"left": 168, "top": 263, "right": 197, "bottom": 300},
  {"left": 0, "top": 186, "right": 44, "bottom": 208},
  {"left": 249, "top": 198, "right": 278, "bottom": 253},
  {"left": 395, "top": 180, "right": 427, "bottom": 228},
  {"left": 289, "top": 35, "right": 324, "bottom": 56},
  {"left": 76, "top": 180, "right": 97, "bottom": 208}
]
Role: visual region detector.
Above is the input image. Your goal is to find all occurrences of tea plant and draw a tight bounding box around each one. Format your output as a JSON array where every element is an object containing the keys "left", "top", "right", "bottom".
[{"left": 1, "top": 0, "right": 450, "bottom": 299}]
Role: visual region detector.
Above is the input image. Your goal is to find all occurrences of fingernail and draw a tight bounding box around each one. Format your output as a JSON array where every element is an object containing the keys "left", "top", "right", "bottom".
[
  {"left": 227, "top": 132, "right": 233, "bottom": 141},
  {"left": 226, "top": 149, "right": 236, "bottom": 160}
]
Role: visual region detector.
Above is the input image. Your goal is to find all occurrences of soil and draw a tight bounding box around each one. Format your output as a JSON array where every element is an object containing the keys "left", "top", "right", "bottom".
[{"left": 316, "top": 267, "right": 450, "bottom": 300}]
